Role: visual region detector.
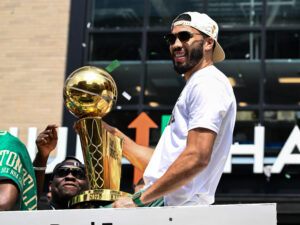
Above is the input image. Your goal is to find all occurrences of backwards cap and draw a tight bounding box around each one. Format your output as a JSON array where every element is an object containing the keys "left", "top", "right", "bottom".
[{"left": 171, "top": 12, "right": 225, "bottom": 63}]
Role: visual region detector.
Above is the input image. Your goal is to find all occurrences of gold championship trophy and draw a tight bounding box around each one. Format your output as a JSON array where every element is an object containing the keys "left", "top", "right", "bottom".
[{"left": 63, "top": 66, "right": 129, "bottom": 208}]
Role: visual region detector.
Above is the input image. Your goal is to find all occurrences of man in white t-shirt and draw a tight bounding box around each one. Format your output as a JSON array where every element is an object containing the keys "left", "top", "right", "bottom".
[{"left": 104, "top": 11, "right": 236, "bottom": 207}]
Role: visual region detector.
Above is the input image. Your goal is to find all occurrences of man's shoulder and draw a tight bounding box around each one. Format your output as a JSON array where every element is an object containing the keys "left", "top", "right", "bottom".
[
  {"left": 201, "top": 65, "right": 227, "bottom": 80},
  {"left": 0, "top": 131, "right": 11, "bottom": 142},
  {"left": 0, "top": 132, "right": 28, "bottom": 155},
  {"left": 195, "top": 66, "right": 232, "bottom": 90},
  {"left": 191, "top": 65, "right": 223, "bottom": 82},
  {"left": 0, "top": 131, "right": 23, "bottom": 145},
  {"left": 0, "top": 130, "right": 7, "bottom": 135},
  {"left": 189, "top": 66, "right": 225, "bottom": 89},
  {"left": 0, "top": 132, "right": 32, "bottom": 180}
]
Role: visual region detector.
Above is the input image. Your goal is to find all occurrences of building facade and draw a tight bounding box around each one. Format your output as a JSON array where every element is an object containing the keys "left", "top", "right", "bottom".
[
  {"left": 63, "top": 1, "right": 300, "bottom": 224},
  {"left": 0, "top": 0, "right": 70, "bottom": 143},
  {"left": 0, "top": 0, "right": 299, "bottom": 223}
]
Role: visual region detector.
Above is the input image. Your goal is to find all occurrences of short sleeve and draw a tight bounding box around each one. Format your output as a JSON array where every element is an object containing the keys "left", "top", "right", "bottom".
[
  {"left": 186, "top": 81, "right": 229, "bottom": 134},
  {"left": 0, "top": 149, "right": 24, "bottom": 192}
]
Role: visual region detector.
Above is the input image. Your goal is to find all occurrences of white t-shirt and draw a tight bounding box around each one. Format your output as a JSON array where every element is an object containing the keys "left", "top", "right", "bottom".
[{"left": 143, "top": 65, "right": 236, "bottom": 206}]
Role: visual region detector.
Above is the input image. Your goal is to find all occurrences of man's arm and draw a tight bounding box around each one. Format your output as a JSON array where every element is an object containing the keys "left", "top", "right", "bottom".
[
  {"left": 140, "top": 127, "right": 216, "bottom": 203},
  {"left": 33, "top": 124, "right": 58, "bottom": 199},
  {"left": 113, "top": 127, "right": 216, "bottom": 207},
  {"left": 102, "top": 121, "right": 154, "bottom": 172},
  {"left": 0, "top": 180, "right": 19, "bottom": 210}
]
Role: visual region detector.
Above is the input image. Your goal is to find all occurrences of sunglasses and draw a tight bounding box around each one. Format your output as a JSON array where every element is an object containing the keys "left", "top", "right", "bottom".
[
  {"left": 164, "top": 31, "right": 202, "bottom": 45},
  {"left": 55, "top": 167, "right": 86, "bottom": 180}
]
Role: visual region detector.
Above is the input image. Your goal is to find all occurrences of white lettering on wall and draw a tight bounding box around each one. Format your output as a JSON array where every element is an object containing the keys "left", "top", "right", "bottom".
[
  {"left": 224, "top": 126, "right": 265, "bottom": 173},
  {"left": 271, "top": 125, "right": 300, "bottom": 173},
  {"left": 9, "top": 125, "right": 300, "bottom": 174}
]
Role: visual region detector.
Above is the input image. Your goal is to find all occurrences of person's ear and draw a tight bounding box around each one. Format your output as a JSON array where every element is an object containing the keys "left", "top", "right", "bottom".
[{"left": 205, "top": 37, "right": 215, "bottom": 51}]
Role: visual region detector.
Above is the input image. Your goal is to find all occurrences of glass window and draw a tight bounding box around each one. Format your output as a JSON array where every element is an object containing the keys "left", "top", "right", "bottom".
[
  {"left": 233, "top": 114, "right": 258, "bottom": 144},
  {"left": 149, "top": 0, "right": 203, "bottom": 27},
  {"left": 208, "top": 0, "right": 263, "bottom": 27},
  {"left": 266, "top": 31, "right": 300, "bottom": 59},
  {"left": 144, "top": 61, "right": 185, "bottom": 106},
  {"left": 90, "top": 61, "right": 141, "bottom": 105},
  {"left": 220, "top": 32, "right": 261, "bottom": 60},
  {"left": 104, "top": 110, "right": 140, "bottom": 140},
  {"left": 89, "top": 33, "right": 142, "bottom": 61},
  {"left": 120, "top": 164, "right": 134, "bottom": 193},
  {"left": 147, "top": 32, "right": 170, "bottom": 60},
  {"left": 217, "top": 61, "right": 261, "bottom": 105},
  {"left": 91, "top": 0, "right": 144, "bottom": 28},
  {"left": 264, "top": 112, "right": 299, "bottom": 158},
  {"left": 265, "top": 60, "right": 300, "bottom": 105},
  {"left": 267, "top": 0, "right": 300, "bottom": 26}
]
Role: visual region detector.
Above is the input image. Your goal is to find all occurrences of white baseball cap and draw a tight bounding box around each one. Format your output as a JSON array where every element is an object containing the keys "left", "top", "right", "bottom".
[{"left": 171, "top": 12, "right": 225, "bottom": 63}]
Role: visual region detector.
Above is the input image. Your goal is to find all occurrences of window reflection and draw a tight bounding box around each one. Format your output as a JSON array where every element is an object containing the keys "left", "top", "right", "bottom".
[
  {"left": 208, "top": 0, "right": 263, "bottom": 26},
  {"left": 236, "top": 111, "right": 258, "bottom": 122},
  {"left": 265, "top": 60, "right": 300, "bottom": 104},
  {"left": 145, "top": 61, "right": 185, "bottom": 106},
  {"left": 233, "top": 115, "right": 257, "bottom": 144},
  {"left": 90, "top": 62, "right": 141, "bottom": 105},
  {"left": 264, "top": 112, "right": 300, "bottom": 157},
  {"left": 91, "top": 0, "right": 144, "bottom": 28},
  {"left": 267, "top": 0, "right": 300, "bottom": 26},
  {"left": 149, "top": 0, "right": 203, "bottom": 27},
  {"left": 147, "top": 32, "right": 170, "bottom": 60},
  {"left": 89, "top": 33, "right": 142, "bottom": 61},
  {"left": 217, "top": 61, "right": 260, "bottom": 105},
  {"left": 266, "top": 31, "right": 300, "bottom": 59},
  {"left": 105, "top": 111, "right": 139, "bottom": 140},
  {"left": 220, "top": 32, "right": 261, "bottom": 60}
]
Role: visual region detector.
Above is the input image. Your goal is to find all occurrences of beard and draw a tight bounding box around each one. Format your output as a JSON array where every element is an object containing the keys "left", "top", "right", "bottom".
[{"left": 172, "top": 40, "right": 204, "bottom": 74}]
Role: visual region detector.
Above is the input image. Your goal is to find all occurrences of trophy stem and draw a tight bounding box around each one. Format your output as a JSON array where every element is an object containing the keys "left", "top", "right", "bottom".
[{"left": 70, "top": 117, "right": 129, "bottom": 208}]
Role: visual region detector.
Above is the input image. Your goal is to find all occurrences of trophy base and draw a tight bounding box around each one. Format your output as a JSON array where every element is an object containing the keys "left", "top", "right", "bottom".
[{"left": 70, "top": 189, "right": 130, "bottom": 209}]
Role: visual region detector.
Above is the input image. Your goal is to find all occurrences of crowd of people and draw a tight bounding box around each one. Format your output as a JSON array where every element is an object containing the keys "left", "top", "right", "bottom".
[{"left": 0, "top": 11, "right": 236, "bottom": 211}]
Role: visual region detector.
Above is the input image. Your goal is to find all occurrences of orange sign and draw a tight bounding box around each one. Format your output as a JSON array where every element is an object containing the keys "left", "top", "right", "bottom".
[{"left": 128, "top": 112, "right": 158, "bottom": 184}]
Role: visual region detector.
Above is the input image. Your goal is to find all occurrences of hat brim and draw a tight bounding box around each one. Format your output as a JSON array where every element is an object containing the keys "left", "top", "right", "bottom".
[{"left": 213, "top": 41, "right": 225, "bottom": 63}]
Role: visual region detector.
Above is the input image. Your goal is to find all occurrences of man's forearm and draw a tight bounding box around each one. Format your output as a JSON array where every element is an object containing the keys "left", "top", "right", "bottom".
[
  {"left": 139, "top": 128, "right": 215, "bottom": 204},
  {"left": 140, "top": 149, "right": 207, "bottom": 204},
  {"left": 33, "top": 152, "right": 49, "bottom": 199},
  {"left": 102, "top": 121, "right": 155, "bottom": 171},
  {"left": 115, "top": 129, "right": 154, "bottom": 172}
]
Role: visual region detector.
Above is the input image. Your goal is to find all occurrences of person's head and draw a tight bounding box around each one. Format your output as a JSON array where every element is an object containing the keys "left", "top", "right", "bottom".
[
  {"left": 49, "top": 157, "right": 88, "bottom": 208},
  {"left": 164, "top": 12, "right": 224, "bottom": 77}
]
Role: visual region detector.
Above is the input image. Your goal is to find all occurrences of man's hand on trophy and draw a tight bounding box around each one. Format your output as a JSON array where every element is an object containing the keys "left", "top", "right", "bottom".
[
  {"left": 112, "top": 197, "right": 137, "bottom": 208},
  {"left": 101, "top": 121, "right": 118, "bottom": 136},
  {"left": 36, "top": 124, "right": 58, "bottom": 159}
]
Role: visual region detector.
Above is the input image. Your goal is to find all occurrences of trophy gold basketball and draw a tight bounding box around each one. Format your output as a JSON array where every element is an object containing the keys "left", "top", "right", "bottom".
[{"left": 63, "top": 66, "right": 129, "bottom": 208}]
